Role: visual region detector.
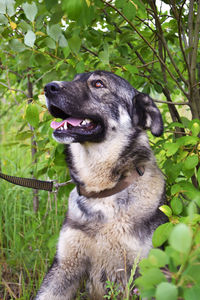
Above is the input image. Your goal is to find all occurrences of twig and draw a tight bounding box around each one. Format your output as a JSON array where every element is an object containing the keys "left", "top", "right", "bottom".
[
  {"left": 82, "top": 45, "right": 98, "bottom": 57},
  {"left": 0, "top": 81, "right": 28, "bottom": 97},
  {"left": 153, "top": 99, "right": 189, "bottom": 106},
  {"left": 34, "top": 66, "right": 57, "bottom": 84},
  {"left": 190, "top": 0, "right": 200, "bottom": 84},
  {"left": 137, "top": 60, "right": 159, "bottom": 68},
  {"left": 0, "top": 64, "right": 23, "bottom": 78}
]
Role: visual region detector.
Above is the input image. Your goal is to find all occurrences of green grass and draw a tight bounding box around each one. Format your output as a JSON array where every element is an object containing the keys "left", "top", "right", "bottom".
[
  {"left": 0, "top": 137, "right": 70, "bottom": 299},
  {"left": 0, "top": 178, "right": 71, "bottom": 299}
]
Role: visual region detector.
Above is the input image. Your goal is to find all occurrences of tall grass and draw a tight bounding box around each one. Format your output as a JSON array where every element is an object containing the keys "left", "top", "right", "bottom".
[
  {"left": 0, "top": 136, "right": 71, "bottom": 299},
  {"left": 0, "top": 178, "right": 71, "bottom": 299}
]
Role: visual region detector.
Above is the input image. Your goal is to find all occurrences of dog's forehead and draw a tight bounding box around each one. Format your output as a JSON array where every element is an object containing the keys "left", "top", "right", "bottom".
[
  {"left": 72, "top": 71, "right": 137, "bottom": 100},
  {"left": 73, "top": 71, "right": 131, "bottom": 87}
]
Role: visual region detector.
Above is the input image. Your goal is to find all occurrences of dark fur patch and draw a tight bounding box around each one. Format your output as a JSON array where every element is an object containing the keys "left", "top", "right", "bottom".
[{"left": 100, "top": 269, "right": 107, "bottom": 283}]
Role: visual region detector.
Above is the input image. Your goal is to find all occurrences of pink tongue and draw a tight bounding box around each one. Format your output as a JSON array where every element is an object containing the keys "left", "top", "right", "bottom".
[{"left": 51, "top": 118, "right": 83, "bottom": 130}]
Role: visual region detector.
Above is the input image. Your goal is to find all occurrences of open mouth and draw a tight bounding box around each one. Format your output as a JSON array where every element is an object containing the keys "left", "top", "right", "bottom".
[
  {"left": 51, "top": 117, "right": 99, "bottom": 132},
  {"left": 48, "top": 104, "right": 104, "bottom": 143}
]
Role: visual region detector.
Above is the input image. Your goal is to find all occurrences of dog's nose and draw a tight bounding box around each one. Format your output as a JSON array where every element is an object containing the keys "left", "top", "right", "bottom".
[{"left": 44, "top": 82, "right": 61, "bottom": 95}]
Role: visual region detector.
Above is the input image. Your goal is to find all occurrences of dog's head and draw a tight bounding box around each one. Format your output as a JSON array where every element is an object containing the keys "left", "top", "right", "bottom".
[{"left": 44, "top": 70, "right": 163, "bottom": 144}]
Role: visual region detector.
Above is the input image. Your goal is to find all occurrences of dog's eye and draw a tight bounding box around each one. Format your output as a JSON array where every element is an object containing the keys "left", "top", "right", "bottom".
[{"left": 93, "top": 80, "right": 104, "bottom": 88}]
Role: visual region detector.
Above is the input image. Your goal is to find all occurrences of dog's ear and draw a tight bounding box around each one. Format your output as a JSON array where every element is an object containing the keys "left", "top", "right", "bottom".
[{"left": 132, "top": 93, "right": 163, "bottom": 136}]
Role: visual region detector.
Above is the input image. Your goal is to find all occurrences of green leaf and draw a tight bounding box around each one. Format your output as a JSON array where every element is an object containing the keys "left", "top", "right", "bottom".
[
  {"left": 19, "top": 20, "right": 32, "bottom": 32},
  {"left": 177, "top": 136, "right": 199, "bottom": 146},
  {"left": 116, "top": 0, "right": 137, "bottom": 20},
  {"left": 63, "top": 46, "right": 71, "bottom": 58},
  {"left": 165, "top": 246, "right": 182, "bottom": 267},
  {"left": 44, "top": 0, "right": 55, "bottom": 11},
  {"left": 169, "top": 223, "right": 192, "bottom": 253},
  {"left": 25, "top": 104, "right": 39, "bottom": 128},
  {"left": 154, "top": 84, "right": 163, "bottom": 94},
  {"left": 0, "top": 0, "right": 15, "bottom": 16},
  {"left": 136, "top": 268, "right": 166, "bottom": 289},
  {"left": 59, "top": 34, "right": 68, "bottom": 48},
  {"left": 164, "top": 160, "right": 182, "bottom": 182},
  {"left": 184, "top": 286, "right": 200, "bottom": 300},
  {"left": 156, "top": 282, "right": 178, "bottom": 300},
  {"left": 62, "top": 0, "right": 84, "bottom": 20},
  {"left": 0, "top": 0, "right": 6, "bottom": 14},
  {"left": 6, "top": 0, "right": 15, "bottom": 16},
  {"left": 47, "top": 24, "right": 62, "bottom": 42},
  {"left": 197, "top": 167, "right": 200, "bottom": 187},
  {"left": 159, "top": 205, "right": 172, "bottom": 217},
  {"left": 184, "top": 265, "right": 200, "bottom": 284},
  {"left": 76, "top": 61, "right": 85, "bottom": 73},
  {"left": 16, "top": 131, "right": 33, "bottom": 140},
  {"left": 68, "top": 35, "right": 81, "bottom": 53},
  {"left": 171, "top": 197, "right": 183, "bottom": 215},
  {"left": 164, "top": 142, "right": 179, "bottom": 156},
  {"left": 99, "top": 44, "right": 110, "bottom": 65},
  {"left": 24, "top": 30, "right": 36, "bottom": 47},
  {"left": 172, "top": 182, "right": 200, "bottom": 206},
  {"left": 9, "top": 39, "right": 26, "bottom": 52},
  {"left": 0, "top": 13, "right": 8, "bottom": 24},
  {"left": 22, "top": 2, "right": 38, "bottom": 22},
  {"left": 123, "top": 1, "right": 136, "bottom": 20},
  {"left": 167, "top": 122, "right": 185, "bottom": 129},
  {"left": 148, "top": 249, "right": 169, "bottom": 268},
  {"left": 152, "top": 222, "right": 173, "bottom": 247},
  {"left": 183, "top": 155, "right": 198, "bottom": 170},
  {"left": 190, "top": 120, "right": 200, "bottom": 136},
  {"left": 42, "top": 37, "right": 56, "bottom": 49},
  {"left": 125, "top": 64, "right": 137, "bottom": 74}
]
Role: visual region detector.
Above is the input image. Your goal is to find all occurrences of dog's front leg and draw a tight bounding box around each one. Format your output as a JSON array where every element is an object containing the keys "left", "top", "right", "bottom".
[{"left": 35, "top": 227, "right": 89, "bottom": 300}]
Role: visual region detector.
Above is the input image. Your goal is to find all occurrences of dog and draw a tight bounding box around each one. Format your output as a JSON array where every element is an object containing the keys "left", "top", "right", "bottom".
[{"left": 36, "top": 71, "right": 167, "bottom": 299}]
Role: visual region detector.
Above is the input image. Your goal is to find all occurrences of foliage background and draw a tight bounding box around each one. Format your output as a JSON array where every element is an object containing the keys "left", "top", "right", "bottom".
[{"left": 0, "top": 0, "right": 200, "bottom": 299}]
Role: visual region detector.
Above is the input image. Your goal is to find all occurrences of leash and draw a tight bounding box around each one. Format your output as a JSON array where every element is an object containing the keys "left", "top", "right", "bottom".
[
  {"left": 0, "top": 171, "right": 73, "bottom": 192},
  {"left": 0, "top": 166, "right": 144, "bottom": 197}
]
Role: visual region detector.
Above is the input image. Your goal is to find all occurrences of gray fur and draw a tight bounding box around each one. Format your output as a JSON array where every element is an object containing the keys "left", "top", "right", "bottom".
[{"left": 36, "top": 71, "right": 167, "bottom": 299}]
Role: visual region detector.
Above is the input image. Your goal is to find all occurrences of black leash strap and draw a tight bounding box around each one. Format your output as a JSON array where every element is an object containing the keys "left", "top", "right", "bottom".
[{"left": 0, "top": 171, "right": 54, "bottom": 191}]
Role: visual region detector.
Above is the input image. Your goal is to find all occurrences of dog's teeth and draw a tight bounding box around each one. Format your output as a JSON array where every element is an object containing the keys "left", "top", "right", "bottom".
[
  {"left": 81, "top": 120, "right": 87, "bottom": 126},
  {"left": 60, "top": 126, "right": 64, "bottom": 130},
  {"left": 64, "top": 122, "right": 67, "bottom": 130},
  {"left": 85, "top": 118, "right": 92, "bottom": 124}
]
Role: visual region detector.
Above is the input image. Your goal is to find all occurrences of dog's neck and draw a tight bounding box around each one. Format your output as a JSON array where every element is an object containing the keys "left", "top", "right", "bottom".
[
  {"left": 78, "top": 166, "right": 145, "bottom": 198},
  {"left": 66, "top": 131, "right": 155, "bottom": 195}
]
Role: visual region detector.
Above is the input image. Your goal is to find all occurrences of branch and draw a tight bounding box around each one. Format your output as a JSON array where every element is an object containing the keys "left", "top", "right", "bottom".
[
  {"left": 148, "top": 1, "right": 188, "bottom": 87},
  {"left": 0, "top": 81, "right": 28, "bottom": 97},
  {"left": 153, "top": 99, "right": 189, "bottom": 106},
  {"left": 137, "top": 60, "right": 159, "bottom": 68},
  {"left": 0, "top": 64, "right": 23, "bottom": 79},
  {"left": 81, "top": 45, "right": 98, "bottom": 57},
  {"left": 101, "top": 0, "right": 189, "bottom": 99},
  {"left": 191, "top": 0, "right": 200, "bottom": 84},
  {"left": 176, "top": 1, "right": 191, "bottom": 85},
  {"left": 188, "top": 0, "right": 194, "bottom": 65}
]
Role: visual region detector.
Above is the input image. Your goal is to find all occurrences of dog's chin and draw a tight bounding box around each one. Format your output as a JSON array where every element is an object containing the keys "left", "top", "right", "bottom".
[{"left": 52, "top": 123, "right": 104, "bottom": 144}]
